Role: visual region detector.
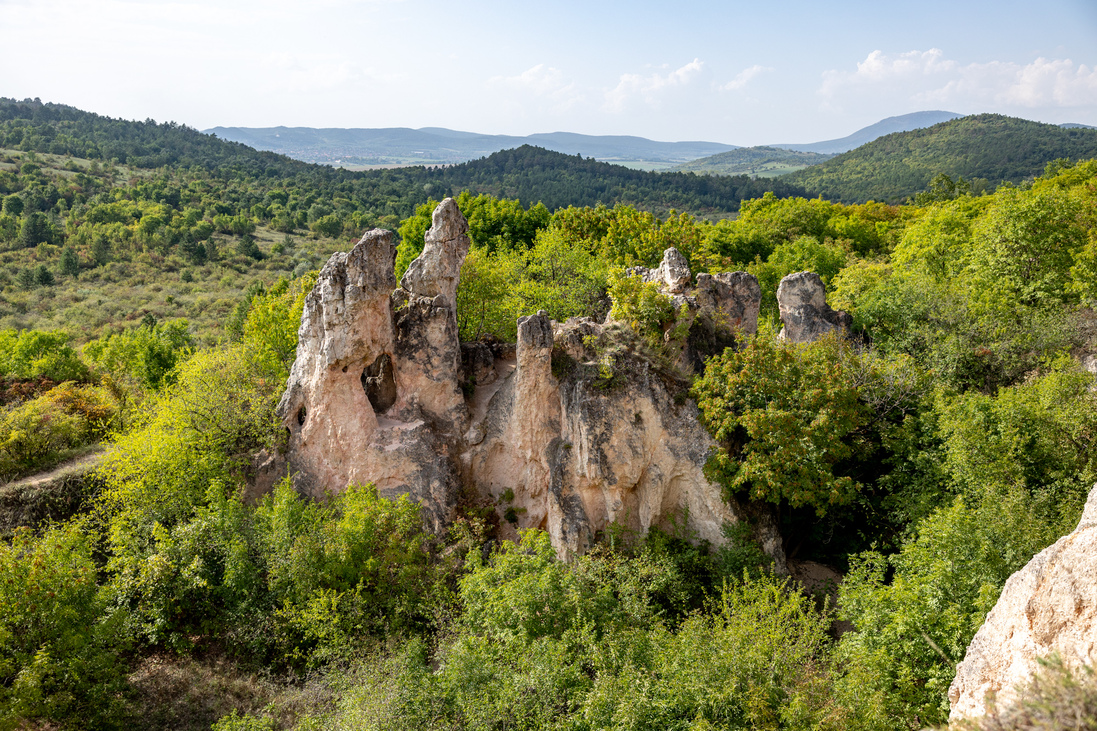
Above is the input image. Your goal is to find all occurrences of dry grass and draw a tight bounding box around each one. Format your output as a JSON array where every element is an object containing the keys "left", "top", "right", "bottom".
[{"left": 122, "top": 652, "right": 342, "bottom": 731}]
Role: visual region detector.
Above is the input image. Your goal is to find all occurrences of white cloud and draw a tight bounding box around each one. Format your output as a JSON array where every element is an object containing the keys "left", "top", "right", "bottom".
[
  {"left": 604, "top": 58, "right": 703, "bottom": 112},
  {"left": 720, "top": 64, "right": 773, "bottom": 92},
  {"left": 490, "top": 64, "right": 582, "bottom": 110},
  {"left": 821, "top": 49, "right": 1097, "bottom": 111}
]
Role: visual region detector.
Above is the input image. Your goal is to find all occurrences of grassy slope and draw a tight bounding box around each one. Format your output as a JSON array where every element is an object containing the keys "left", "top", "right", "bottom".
[
  {"left": 0, "top": 149, "right": 352, "bottom": 344},
  {"left": 784, "top": 114, "right": 1097, "bottom": 203}
]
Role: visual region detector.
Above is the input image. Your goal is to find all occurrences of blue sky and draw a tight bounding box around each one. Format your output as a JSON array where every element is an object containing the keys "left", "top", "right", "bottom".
[{"left": 1, "top": 0, "right": 1095, "bottom": 145}]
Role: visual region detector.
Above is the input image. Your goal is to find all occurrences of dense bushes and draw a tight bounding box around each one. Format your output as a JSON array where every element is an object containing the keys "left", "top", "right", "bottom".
[
  {"left": 271, "top": 531, "right": 887, "bottom": 731},
  {"left": 0, "top": 382, "right": 116, "bottom": 480},
  {"left": 0, "top": 525, "right": 130, "bottom": 730}
]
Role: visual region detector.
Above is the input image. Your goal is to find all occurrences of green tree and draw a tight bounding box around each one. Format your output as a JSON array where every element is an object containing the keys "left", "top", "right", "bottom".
[
  {"left": 58, "top": 245, "right": 79, "bottom": 278},
  {"left": 19, "top": 212, "right": 56, "bottom": 248},
  {"left": 693, "top": 333, "right": 869, "bottom": 515}
]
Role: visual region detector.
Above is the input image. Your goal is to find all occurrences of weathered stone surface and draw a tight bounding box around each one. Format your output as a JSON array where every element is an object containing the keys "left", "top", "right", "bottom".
[
  {"left": 460, "top": 316, "right": 781, "bottom": 565},
  {"left": 275, "top": 228, "right": 398, "bottom": 498},
  {"left": 620, "top": 250, "right": 761, "bottom": 373},
  {"left": 776, "top": 271, "right": 851, "bottom": 343},
  {"left": 656, "top": 247, "right": 693, "bottom": 294},
  {"left": 695, "top": 271, "right": 761, "bottom": 335},
  {"left": 626, "top": 247, "right": 693, "bottom": 294},
  {"left": 274, "top": 207, "right": 781, "bottom": 564},
  {"left": 399, "top": 197, "right": 470, "bottom": 310},
  {"left": 948, "top": 485, "right": 1097, "bottom": 722}
]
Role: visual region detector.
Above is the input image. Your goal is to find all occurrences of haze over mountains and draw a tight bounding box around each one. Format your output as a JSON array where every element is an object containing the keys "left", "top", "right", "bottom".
[
  {"left": 205, "top": 111, "right": 966, "bottom": 170},
  {"left": 770, "top": 111, "right": 962, "bottom": 154},
  {"left": 202, "top": 127, "right": 738, "bottom": 168}
]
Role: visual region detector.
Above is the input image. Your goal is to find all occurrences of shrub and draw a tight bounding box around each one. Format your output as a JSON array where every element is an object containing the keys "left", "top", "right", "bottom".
[
  {"left": 0, "top": 525, "right": 130, "bottom": 730},
  {"left": 693, "top": 333, "right": 869, "bottom": 515},
  {"left": 0, "top": 329, "right": 89, "bottom": 383},
  {"left": 0, "top": 383, "right": 115, "bottom": 480}
]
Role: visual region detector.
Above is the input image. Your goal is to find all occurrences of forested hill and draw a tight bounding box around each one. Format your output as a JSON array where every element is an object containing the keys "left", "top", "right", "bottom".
[
  {"left": 785, "top": 113, "right": 1097, "bottom": 203},
  {"left": 0, "top": 98, "right": 806, "bottom": 216},
  {"left": 0, "top": 97, "right": 313, "bottom": 177},
  {"left": 376, "top": 146, "right": 809, "bottom": 214}
]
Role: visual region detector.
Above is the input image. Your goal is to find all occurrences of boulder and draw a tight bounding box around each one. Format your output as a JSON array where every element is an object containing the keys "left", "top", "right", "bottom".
[
  {"left": 776, "top": 271, "right": 851, "bottom": 344},
  {"left": 948, "top": 484, "right": 1097, "bottom": 721}
]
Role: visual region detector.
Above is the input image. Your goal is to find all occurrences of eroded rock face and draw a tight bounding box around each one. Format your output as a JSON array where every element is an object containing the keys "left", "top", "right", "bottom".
[
  {"left": 273, "top": 200, "right": 781, "bottom": 564},
  {"left": 460, "top": 315, "right": 763, "bottom": 560},
  {"left": 776, "top": 271, "right": 851, "bottom": 343},
  {"left": 399, "top": 198, "right": 469, "bottom": 309},
  {"left": 948, "top": 485, "right": 1097, "bottom": 721},
  {"left": 274, "top": 222, "right": 464, "bottom": 530}
]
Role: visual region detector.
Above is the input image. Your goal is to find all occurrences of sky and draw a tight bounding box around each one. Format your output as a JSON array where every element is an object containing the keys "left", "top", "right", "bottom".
[{"left": 2, "top": 0, "right": 1096, "bottom": 145}]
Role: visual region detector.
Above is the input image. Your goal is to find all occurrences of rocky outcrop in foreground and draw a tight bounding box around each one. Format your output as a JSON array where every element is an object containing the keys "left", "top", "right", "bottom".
[
  {"left": 274, "top": 200, "right": 784, "bottom": 562},
  {"left": 948, "top": 484, "right": 1097, "bottom": 721}
]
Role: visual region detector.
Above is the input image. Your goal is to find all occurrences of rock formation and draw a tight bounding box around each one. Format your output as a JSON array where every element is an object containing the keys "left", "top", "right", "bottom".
[
  {"left": 948, "top": 484, "right": 1097, "bottom": 721},
  {"left": 776, "top": 271, "right": 851, "bottom": 344},
  {"left": 625, "top": 248, "right": 762, "bottom": 372},
  {"left": 275, "top": 200, "right": 779, "bottom": 563}
]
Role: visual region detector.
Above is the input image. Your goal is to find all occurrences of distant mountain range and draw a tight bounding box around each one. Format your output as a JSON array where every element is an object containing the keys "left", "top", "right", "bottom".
[
  {"left": 202, "top": 126, "right": 738, "bottom": 167},
  {"left": 204, "top": 111, "right": 968, "bottom": 169},
  {"left": 769, "top": 111, "right": 963, "bottom": 154}
]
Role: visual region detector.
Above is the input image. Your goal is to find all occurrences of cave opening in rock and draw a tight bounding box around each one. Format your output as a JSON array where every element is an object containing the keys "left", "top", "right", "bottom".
[{"left": 362, "top": 353, "right": 397, "bottom": 413}]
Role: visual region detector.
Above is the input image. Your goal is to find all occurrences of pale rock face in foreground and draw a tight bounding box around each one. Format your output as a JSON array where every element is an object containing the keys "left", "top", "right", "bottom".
[
  {"left": 274, "top": 200, "right": 779, "bottom": 562},
  {"left": 948, "top": 484, "right": 1097, "bottom": 721},
  {"left": 776, "top": 271, "right": 851, "bottom": 343}
]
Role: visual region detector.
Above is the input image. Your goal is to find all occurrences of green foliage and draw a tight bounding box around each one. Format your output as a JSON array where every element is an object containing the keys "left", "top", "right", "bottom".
[
  {"left": 694, "top": 334, "right": 869, "bottom": 515},
  {"left": 95, "top": 344, "right": 282, "bottom": 562},
  {"left": 786, "top": 113, "right": 1097, "bottom": 203},
  {"left": 455, "top": 227, "right": 609, "bottom": 342},
  {"left": 839, "top": 493, "right": 1061, "bottom": 729},
  {"left": 0, "top": 328, "right": 89, "bottom": 382},
  {"left": 58, "top": 245, "right": 79, "bottom": 278},
  {"left": 103, "top": 477, "right": 434, "bottom": 667},
  {"left": 0, "top": 382, "right": 116, "bottom": 480},
  {"left": 607, "top": 271, "right": 679, "bottom": 349},
  {"left": 83, "top": 318, "right": 194, "bottom": 393},
  {"left": 300, "top": 533, "right": 887, "bottom": 731},
  {"left": 0, "top": 525, "right": 129, "bottom": 730},
  {"left": 749, "top": 234, "right": 847, "bottom": 324},
  {"left": 838, "top": 365, "right": 1095, "bottom": 727},
  {"left": 238, "top": 274, "right": 315, "bottom": 379},
  {"left": 970, "top": 186, "right": 1088, "bottom": 308}
]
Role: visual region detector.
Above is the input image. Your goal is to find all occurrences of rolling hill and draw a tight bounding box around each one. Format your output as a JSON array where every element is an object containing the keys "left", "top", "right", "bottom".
[
  {"left": 668, "top": 147, "right": 834, "bottom": 177},
  {"left": 784, "top": 114, "right": 1097, "bottom": 203}
]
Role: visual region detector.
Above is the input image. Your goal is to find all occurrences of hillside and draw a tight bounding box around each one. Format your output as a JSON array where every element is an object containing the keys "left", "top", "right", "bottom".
[
  {"left": 668, "top": 146, "right": 834, "bottom": 177},
  {"left": 785, "top": 113, "right": 1097, "bottom": 202},
  {"left": 0, "top": 99, "right": 810, "bottom": 341},
  {"left": 205, "top": 125, "right": 738, "bottom": 168},
  {"left": 771, "top": 110, "right": 962, "bottom": 154},
  {"left": 386, "top": 145, "right": 809, "bottom": 214},
  {"left": 0, "top": 98, "right": 799, "bottom": 218}
]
